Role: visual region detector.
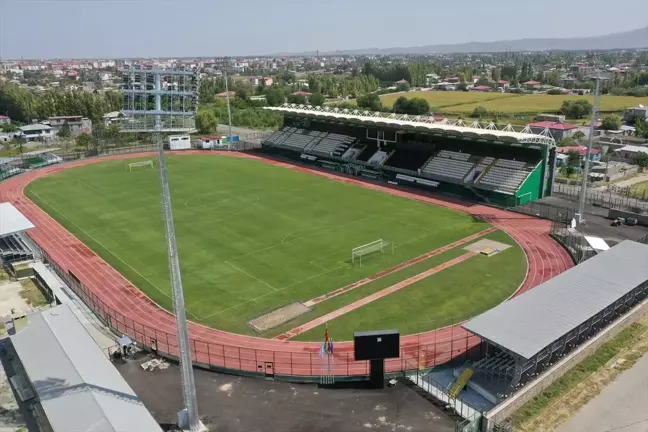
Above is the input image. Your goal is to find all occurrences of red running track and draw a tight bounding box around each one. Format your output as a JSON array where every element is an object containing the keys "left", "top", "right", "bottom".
[{"left": 0, "top": 151, "right": 573, "bottom": 377}]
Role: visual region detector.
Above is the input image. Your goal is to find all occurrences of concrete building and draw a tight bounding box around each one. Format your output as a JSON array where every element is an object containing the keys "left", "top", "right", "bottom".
[
  {"left": 528, "top": 121, "right": 578, "bottom": 141},
  {"left": 0, "top": 115, "right": 11, "bottom": 125},
  {"left": 19, "top": 124, "right": 54, "bottom": 142},
  {"left": 623, "top": 105, "right": 648, "bottom": 123},
  {"left": 556, "top": 145, "right": 601, "bottom": 162},
  {"left": 615, "top": 145, "right": 648, "bottom": 162},
  {"left": 48, "top": 115, "right": 92, "bottom": 136}
]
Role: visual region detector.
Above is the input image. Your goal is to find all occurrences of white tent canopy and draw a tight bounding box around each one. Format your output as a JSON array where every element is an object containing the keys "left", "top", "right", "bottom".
[{"left": 0, "top": 202, "right": 35, "bottom": 237}]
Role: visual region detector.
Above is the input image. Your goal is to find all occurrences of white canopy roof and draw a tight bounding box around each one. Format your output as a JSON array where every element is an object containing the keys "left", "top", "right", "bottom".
[
  {"left": 0, "top": 202, "right": 35, "bottom": 237},
  {"left": 265, "top": 104, "right": 555, "bottom": 146}
]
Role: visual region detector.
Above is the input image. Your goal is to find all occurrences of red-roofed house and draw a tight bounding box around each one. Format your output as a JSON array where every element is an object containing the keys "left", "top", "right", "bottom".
[
  {"left": 395, "top": 79, "right": 409, "bottom": 85},
  {"left": 292, "top": 91, "right": 312, "bottom": 96},
  {"left": 497, "top": 80, "right": 510, "bottom": 89},
  {"left": 556, "top": 145, "right": 601, "bottom": 162},
  {"left": 529, "top": 121, "right": 578, "bottom": 141},
  {"left": 216, "top": 91, "right": 236, "bottom": 99},
  {"left": 0, "top": 115, "right": 10, "bottom": 125},
  {"left": 523, "top": 80, "right": 542, "bottom": 89},
  {"left": 446, "top": 76, "right": 461, "bottom": 83},
  {"left": 473, "top": 85, "right": 490, "bottom": 92}
]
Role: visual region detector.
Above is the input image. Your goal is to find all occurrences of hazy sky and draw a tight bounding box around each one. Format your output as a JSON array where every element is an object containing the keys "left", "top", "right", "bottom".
[{"left": 1, "top": 0, "right": 646, "bottom": 59}]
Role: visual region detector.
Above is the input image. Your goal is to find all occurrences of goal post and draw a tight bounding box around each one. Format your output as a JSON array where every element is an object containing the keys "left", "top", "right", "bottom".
[
  {"left": 128, "top": 160, "right": 154, "bottom": 171},
  {"left": 352, "top": 239, "right": 393, "bottom": 267}
]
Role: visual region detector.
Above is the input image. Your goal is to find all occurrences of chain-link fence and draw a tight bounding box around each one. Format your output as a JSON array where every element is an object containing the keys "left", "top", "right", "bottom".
[
  {"left": 553, "top": 183, "right": 648, "bottom": 214},
  {"left": 549, "top": 220, "right": 597, "bottom": 263}
]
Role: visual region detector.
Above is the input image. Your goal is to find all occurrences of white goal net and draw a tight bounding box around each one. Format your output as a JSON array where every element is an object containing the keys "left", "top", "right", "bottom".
[
  {"left": 352, "top": 239, "right": 392, "bottom": 266},
  {"left": 128, "top": 160, "right": 154, "bottom": 171}
]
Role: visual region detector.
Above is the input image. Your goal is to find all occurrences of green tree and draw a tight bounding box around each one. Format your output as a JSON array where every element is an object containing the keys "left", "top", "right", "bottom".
[
  {"left": 456, "top": 82, "right": 468, "bottom": 91},
  {"left": 75, "top": 133, "right": 94, "bottom": 151},
  {"left": 471, "top": 106, "right": 488, "bottom": 118},
  {"left": 196, "top": 110, "right": 219, "bottom": 135},
  {"left": 396, "top": 82, "right": 410, "bottom": 92},
  {"left": 392, "top": 97, "right": 429, "bottom": 115},
  {"left": 309, "top": 92, "right": 325, "bottom": 107},
  {"left": 560, "top": 100, "right": 593, "bottom": 119},
  {"left": 572, "top": 130, "right": 586, "bottom": 141},
  {"left": 0, "top": 123, "right": 19, "bottom": 133},
  {"left": 560, "top": 164, "right": 576, "bottom": 178},
  {"left": 635, "top": 151, "right": 648, "bottom": 167},
  {"left": 287, "top": 94, "right": 307, "bottom": 105},
  {"left": 566, "top": 150, "right": 581, "bottom": 168},
  {"left": 57, "top": 122, "right": 71, "bottom": 138},
  {"left": 634, "top": 119, "right": 648, "bottom": 139},
  {"left": 357, "top": 93, "right": 383, "bottom": 112},
  {"left": 265, "top": 87, "right": 286, "bottom": 107},
  {"left": 601, "top": 115, "right": 622, "bottom": 130}
]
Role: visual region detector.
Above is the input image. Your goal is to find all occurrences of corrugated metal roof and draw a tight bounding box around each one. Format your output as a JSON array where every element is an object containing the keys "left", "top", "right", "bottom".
[
  {"left": 463, "top": 241, "right": 648, "bottom": 360},
  {"left": 10, "top": 304, "right": 162, "bottom": 432},
  {"left": 0, "top": 202, "right": 35, "bottom": 236}
]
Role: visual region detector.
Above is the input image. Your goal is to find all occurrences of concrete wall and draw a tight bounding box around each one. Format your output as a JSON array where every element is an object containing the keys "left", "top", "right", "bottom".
[
  {"left": 483, "top": 298, "right": 648, "bottom": 430},
  {"left": 608, "top": 209, "right": 648, "bottom": 227}
]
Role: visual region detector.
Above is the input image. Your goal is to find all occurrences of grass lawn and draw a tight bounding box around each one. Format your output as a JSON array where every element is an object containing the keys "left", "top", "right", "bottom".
[
  {"left": 629, "top": 180, "right": 648, "bottom": 200},
  {"left": 378, "top": 91, "right": 648, "bottom": 115},
  {"left": 19, "top": 279, "right": 49, "bottom": 308},
  {"left": 293, "top": 230, "right": 526, "bottom": 340},
  {"left": 25, "top": 155, "right": 524, "bottom": 337},
  {"left": 380, "top": 91, "right": 517, "bottom": 109}
]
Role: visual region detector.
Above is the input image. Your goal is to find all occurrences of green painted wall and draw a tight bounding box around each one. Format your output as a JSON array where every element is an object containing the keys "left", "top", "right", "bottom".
[{"left": 516, "top": 162, "right": 543, "bottom": 205}]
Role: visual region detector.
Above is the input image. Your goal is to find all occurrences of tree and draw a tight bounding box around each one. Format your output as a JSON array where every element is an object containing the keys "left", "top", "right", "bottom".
[
  {"left": 287, "top": 94, "right": 307, "bottom": 105},
  {"left": 572, "top": 130, "right": 586, "bottom": 141},
  {"left": 0, "top": 123, "right": 18, "bottom": 133},
  {"left": 265, "top": 87, "right": 286, "bottom": 107},
  {"left": 560, "top": 164, "right": 576, "bottom": 178},
  {"left": 309, "top": 92, "right": 325, "bottom": 107},
  {"left": 57, "top": 122, "right": 71, "bottom": 138},
  {"left": 392, "top": 97, "right": 429, "bottom": 115},
  {"left": 566, "top": 150, "right": 581, "bottom": 168},
  {"left": 560, "top": 100, "right": 593, "bottom": 119},
  {"left": 75, "top": 133, "right": 94, "bottom": 151},
  {"left": 196, "top": 110, "right": 219, "bottom": 135},
  {"left": 601, "top": 115, "right": 622, "bottom": 131},
  {"left": 396, "top": 82, "right": 410, "bottom": 92},
  {"left": 356, "top": 93, "right": 383, "bottom": 112},
  {"left": 456, "top": 82, "right": 468, "bottom": 91},
  {"left": 635, "top": 151, "right": 648, "bottom": 167},
  {"left": 471, "top": 106, "right": 488, "bottom": 118},
  {"left": 634, "top": 119, "right": 648, "bottom": 139}
]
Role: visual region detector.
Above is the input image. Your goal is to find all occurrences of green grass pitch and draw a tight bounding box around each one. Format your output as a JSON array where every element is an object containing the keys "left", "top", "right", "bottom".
[{"left": 25, "top": 155, "right": 526, "bottom": 339}]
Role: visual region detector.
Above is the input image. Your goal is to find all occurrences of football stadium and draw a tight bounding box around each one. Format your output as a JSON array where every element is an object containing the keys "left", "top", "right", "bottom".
[{"left": 2, "top": 104, "right": 648, "bottom": 431}]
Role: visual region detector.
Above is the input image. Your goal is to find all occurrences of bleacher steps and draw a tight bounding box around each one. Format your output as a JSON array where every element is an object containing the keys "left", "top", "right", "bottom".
[{"left": 448, "top": 367, "right": 474, "bottom": 398}]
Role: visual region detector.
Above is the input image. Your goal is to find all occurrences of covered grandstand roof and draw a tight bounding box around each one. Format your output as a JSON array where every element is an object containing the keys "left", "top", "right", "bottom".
[
  {"left": 0, "top": 202, "right": 35, "bottom": 236},
  {"left": 265, "top": 104, "right": 555, "bottom": 147},
  {"left": 463, "top": 240, "right": 648, "bottom": 360},
  {"left": 10, "top": 304, "right": 162, "bottom": 432}
]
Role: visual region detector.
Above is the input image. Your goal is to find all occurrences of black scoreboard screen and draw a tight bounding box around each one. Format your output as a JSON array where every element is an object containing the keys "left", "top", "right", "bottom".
[{"left": 353, "top": 330, "right": 400, "bottom": 361}]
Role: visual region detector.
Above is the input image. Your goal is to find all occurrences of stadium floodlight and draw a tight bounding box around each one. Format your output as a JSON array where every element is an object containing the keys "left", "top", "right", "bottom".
[
  {"left": 576, "top": 70, "right": 602, "bottom": 225},
  {"left": 352, "top": 239, "right": 393, "bottom": 267},
  {"left": 119, "top": 65, "right": 204, "bottom": 432}
]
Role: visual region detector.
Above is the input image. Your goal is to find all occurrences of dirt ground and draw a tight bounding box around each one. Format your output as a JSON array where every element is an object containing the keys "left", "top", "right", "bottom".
[
  {"left": 115, "top": 353, "right": 457, "bottom": 432},
  {"left": 248, "top": 302, "right": 311, "bottom": 332},
  {"left": 0, "top": 281, "right": 31, "bottom": 318}
]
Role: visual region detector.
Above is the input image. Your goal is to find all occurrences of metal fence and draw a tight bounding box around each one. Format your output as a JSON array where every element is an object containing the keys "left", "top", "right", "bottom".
[
  {"left": 549, "top": 220, "right": 597, "bottom": 264},
  {"left": 552, "top": 183, "right": 648, "bottom": 214},
  {"left": 509, "top": 200, "right": 576, "bottom": 224}
]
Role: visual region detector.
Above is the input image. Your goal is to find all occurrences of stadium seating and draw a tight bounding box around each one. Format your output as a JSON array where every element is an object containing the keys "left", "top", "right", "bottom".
[
  {"left": 341, "top": 144, "right": 366, "bottom": 161},
  {"left": 421, "top": 150, "right": 478, "bottom": 183},
  {"left": 0, "top": 233, "right": 35, "bottom": 262},
  {"left": 366, "top": 150, "right": 390, "bottom": 166},
  {"left": 307, "top": 133, "right": 356, "bottom": 157},
  {"left": 383, "top": 148, "right": 432, "bottom": 173},
  {"left": 472, "top": 350, "right": 515, "bottom": 383},
  {"left": 476, "top": 158, "right": 534, "bottom": 194}
]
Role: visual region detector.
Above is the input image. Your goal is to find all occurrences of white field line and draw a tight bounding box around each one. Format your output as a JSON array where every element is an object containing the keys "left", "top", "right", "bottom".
[
  {"left": 29, "top": 191, "right": 202, "bottom": 321},
  {"left": 199, "top": 220, "right": 471, "bottom": 320},
  {"left": 225, "top": 260, "right": 277, "bottom": 291}
]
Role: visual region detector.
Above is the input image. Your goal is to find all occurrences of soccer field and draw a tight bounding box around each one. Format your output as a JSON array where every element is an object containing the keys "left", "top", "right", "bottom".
[{"left": 25, "top": 155, "right": 526, "bottom": 339}]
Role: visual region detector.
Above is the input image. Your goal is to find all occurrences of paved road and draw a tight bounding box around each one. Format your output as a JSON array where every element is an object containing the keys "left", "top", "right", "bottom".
[{"left": 555, "top": 353, "right": 648, "bottom": 432}]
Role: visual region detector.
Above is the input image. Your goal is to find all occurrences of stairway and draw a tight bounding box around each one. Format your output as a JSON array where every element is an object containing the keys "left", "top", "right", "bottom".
[{"left": 448, "top": 367, "right": 473, "bottom": 398}]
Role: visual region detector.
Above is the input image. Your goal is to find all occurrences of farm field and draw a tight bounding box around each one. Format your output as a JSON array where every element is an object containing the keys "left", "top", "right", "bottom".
[
  {"left": 379, "top": 91, "right": 648, "bottom": 115},
  {"left": 25, "top": 155, "right": 526, "bottom": 339}
]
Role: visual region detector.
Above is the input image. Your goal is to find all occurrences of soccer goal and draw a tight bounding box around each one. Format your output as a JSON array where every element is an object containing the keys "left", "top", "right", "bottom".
[
  {"left": 128, "top": 160, "right": 154, "bottom": 171},
  {"left": 352, "top": 239, "right": 393, "bottom": 267}
]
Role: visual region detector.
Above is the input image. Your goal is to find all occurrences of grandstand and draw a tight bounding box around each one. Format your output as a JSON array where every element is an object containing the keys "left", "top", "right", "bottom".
[{"left": 261, "top": 105, "right": 556, "bottom": 207}]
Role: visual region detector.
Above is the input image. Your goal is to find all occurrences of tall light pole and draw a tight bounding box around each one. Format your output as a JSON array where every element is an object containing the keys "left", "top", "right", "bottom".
[
  {"left": 576, "top": 71, "right": 601, "bottom": 225},
  {"left": 224, "top": 71, "right": 233, "bottom": 149},
  {"left": 121, "top": 65, "right": 204, "bottom": 432}
]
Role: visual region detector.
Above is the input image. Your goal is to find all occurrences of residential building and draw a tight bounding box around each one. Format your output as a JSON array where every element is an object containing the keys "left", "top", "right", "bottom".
[
  {"left": 615, "top": 145, "right": 648, "bottom": 162},
  {"left": 0, "top": 115, "right": 10, "bottom": 125},
  {"left": 522, "top": 80, "right": 542, "bottom": 90},
  {"left": 497, "top": 80, "right": 510, "bottom": 89},
  {"left": 623, "top": 105, "right": 648, "bottom": 123},
  {"left": 536, "top": 114, "right": 566, "bottom": 123},
  {"left": 247, "top": 76, "right": 273, "bottom": 86},
  {"left": 528, "top": 121, "right": 578, "bottom": 141},
  {"left": 102, "top": 111, "right": 125, "bottom": 126},
  {"left": 473, "top": 85, "right": 490, "bottom": 92},
  {"left": 48, "top": 116, "right": 92, "bottom": 136},
  {"left": 216, "top": 91, "right": 236, "bottom": 99},
  {"left": 556, "top": 145, "right": 601, "bottom": 162},
  {"left": 19, "top": 124, "right": 54, "bottom": 141}
]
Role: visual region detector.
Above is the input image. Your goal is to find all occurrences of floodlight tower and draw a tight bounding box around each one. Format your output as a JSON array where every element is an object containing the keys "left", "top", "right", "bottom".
[{"left": 121, "top": 65, "right": 204, "bottom": 432}]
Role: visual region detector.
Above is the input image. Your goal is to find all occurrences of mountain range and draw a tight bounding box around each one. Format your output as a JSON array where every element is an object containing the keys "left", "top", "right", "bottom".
[{"left": 275, "top": 27, "right": 648, "bottom": 56}]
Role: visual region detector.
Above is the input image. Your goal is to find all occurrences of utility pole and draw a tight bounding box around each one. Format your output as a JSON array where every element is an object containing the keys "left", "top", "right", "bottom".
[
  {"left": 224, "top": 70, "right": 233, "bottom": 149},
  {"left": 576, "top": 71, "right": 601, "bottom": 225}
]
